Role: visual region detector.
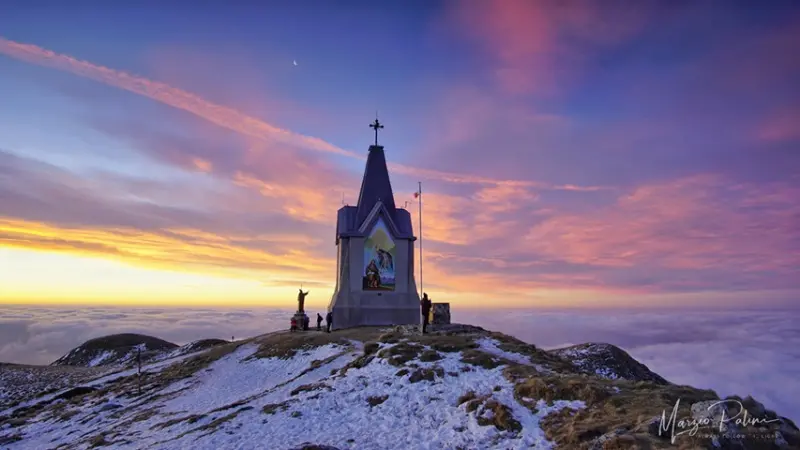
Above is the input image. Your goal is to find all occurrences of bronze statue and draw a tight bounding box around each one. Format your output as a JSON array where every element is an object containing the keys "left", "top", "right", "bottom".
[{"left": 297, "top": 288, "right": 309, "bottom": 313}]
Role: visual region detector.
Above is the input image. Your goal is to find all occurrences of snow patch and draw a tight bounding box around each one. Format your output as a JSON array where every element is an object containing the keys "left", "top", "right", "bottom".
[
  {"left": 87, "top": 350, "right": 116, "bottom": 367},
  {"left": 476, "top": 338, "right": 532, "bottom": 365}
]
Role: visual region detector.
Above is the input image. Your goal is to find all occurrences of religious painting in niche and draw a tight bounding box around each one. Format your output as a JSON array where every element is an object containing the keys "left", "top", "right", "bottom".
[{"left": 363, "top": 218, "right": 396, "bottom": 291}]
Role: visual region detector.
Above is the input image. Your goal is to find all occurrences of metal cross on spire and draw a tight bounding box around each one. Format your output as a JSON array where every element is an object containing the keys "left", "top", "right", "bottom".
[{"left": 369, "top": 118, "right": 384, "bottom": 146}]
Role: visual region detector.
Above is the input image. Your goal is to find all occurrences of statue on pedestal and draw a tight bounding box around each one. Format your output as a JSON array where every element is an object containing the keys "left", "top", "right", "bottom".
[{"left": 297, "top": 288, "right": 310, "bottom": 313}]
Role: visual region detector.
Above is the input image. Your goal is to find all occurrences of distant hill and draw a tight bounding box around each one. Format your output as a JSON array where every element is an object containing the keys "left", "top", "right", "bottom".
[
  {"left": 51, "top": 333, "right": 178, "bottom": 367},
  {"left": 1, "top": 325, "right": 797, "bottom": 449}
]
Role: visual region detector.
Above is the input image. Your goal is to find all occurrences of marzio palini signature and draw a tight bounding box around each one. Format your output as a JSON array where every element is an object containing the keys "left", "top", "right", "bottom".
[{"left": 659, "top": 399, "right": 781, "bottom": 444}]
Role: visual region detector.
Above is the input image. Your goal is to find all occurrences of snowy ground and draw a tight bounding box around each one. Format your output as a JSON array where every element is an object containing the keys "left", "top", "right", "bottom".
[
  {"left": 1, "top": 336, "right": 584, "bottom": 450},
  {"left": 551, "top": 344, "right": 620, "bottom": 379}
]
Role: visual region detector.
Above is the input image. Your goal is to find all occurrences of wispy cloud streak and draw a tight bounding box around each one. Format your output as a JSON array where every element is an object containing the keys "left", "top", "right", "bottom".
[{"left": 0, "top": 37, "right": 604, "bottom": 191}]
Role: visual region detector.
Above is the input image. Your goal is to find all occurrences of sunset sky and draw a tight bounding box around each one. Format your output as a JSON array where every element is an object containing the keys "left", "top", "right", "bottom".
[{"left": 1, "top": 1, "right": 798, "bottom": 309}]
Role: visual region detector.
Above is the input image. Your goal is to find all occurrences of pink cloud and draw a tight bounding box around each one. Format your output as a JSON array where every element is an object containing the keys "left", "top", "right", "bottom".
[
  {"left": 758, "top": 110, "right": 800, "bottom": 143},
  {"left": 447, "top": 1, "right": 654, "bottom": 95},
  {"left": 522, "top": 175, "right": 800, "bottom": 274}
]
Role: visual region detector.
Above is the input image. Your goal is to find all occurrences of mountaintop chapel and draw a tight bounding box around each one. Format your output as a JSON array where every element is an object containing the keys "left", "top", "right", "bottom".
[{"left": 326, "top": 120, "right": 422, "bottom": 329}]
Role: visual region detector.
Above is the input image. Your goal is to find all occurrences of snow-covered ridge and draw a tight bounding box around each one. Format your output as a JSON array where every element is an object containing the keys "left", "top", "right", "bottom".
[
  {"left": 1, "top": 326, "right": 797, "bottom": 450},
  {"left": 547, "top": 342, "right": 669, "bottom": 384}
]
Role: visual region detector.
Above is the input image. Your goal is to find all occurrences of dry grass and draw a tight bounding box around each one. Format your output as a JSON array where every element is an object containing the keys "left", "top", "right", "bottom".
[
  {"left": 419, "top": 334, "right": 479, "bottom": 353},
  {"left": 152, "top": 413, "right": 207, "bottom": 429},
  {"left": 535, "top": 378, "right": 729, "bottom": 449},
  {"left": 199, "top": 409, "right": 243, "bottom": 431},
  {"left": 408, "top": 366, "right": 444, "bottom": 383},
  {"left": 377, "top": 342, "right": 423, "bottom": 366},
  {"left": 363, "top": 341, "right": 380, "bottom": 355},
  {"left": 209, "top": 399, "right": 249, "bottom": 413},
  {"left": 378, "top": 329, "right": 405, "bottom": 344},
  {"left": 55, "top": 386, "right": 98, "bottom": 401},
  {"left": 262, "top": 401, "right": 292, "bottom": 415},
  {"left": 338, "top": 354, "right": 375, "bottom": 376},
  {"left": 290, "top": 383, "right": 331, "bottom": 396},
  {"left": 457, "top": 391, "right": 521, "bottom": 433},
  {"left": 115, "top": 408, "right": 159, "bottom": 429},
  {"left": 1, "top": 402, "right": 46, "bottom": 428},
  {"left": 419, "top": 350, "right": 442, "bottom": 362},
  {"left": 457, "top": 391, "right": 478, "bottom": 406},
  {"left": 336, "top": 341, "right": 384, "bottom": 377},
  {"left": 461, "top": 349, "right": 504, "bottom": 369},
  {"left": 478, "top": 399, "right": 522, "bottom": 433},
  {"left": 156, "top": 342, "right": 242, "bottom": 383},
  {"left": 503, "top": 364, "right": 542, "bottom": 382},
  {"left": 88, "top": 433, "right": 110, "bottom": 448},
  {"left": 249, "top": 327, "right": 385, "bottom": 360},
  {"left": 0, "top": 434, "right": 23, "bottom": 446},
  {"left": 514, "top": 376, "right": 611, "bottom": 406},
  {"left": 58, "top": 409, "right": 80, "bottom": 421},
  {"left": 367, "top": 395, "right": 389, "bottom": 407},
  {"left": 250, "top": 333, "right": 345, "bottom": 359},
  {"left": 488, "top": 332, "right": 569, "bottom": 369},
  {"left": 167, "top": 406, "right": 252, "bottom": 442}
]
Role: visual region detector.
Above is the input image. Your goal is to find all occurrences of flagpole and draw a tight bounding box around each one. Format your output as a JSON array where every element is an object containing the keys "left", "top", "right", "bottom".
[{"left": 418, "top": 181, "right": 423, "bottom": 296}]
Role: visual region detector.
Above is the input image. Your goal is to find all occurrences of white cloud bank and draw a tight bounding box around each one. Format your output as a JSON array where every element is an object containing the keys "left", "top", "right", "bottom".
[{"left": 1, "top": 306, "right": 797, "bottom": 422}]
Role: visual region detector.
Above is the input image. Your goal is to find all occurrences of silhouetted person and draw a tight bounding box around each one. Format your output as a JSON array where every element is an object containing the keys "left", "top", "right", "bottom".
[
  {"left": 326, "top": 311, "right": 333, "bottom": 333},
  {"left": 421, "top": 293, "right": 432, "bottom": 334},
  {"left": 290, "top": 317, "right": 298, "bottom": 332},
  {"left": 303, "top": 314, "right": 310, "bottom": 331},
  {"left": 317, "top": 313, "right": 323, "bottom": 331}
]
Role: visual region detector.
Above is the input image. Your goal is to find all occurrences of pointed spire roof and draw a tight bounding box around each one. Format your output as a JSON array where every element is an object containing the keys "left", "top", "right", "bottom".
[{"left": 355, "top": 145, "right": 397, "bottom": 229}]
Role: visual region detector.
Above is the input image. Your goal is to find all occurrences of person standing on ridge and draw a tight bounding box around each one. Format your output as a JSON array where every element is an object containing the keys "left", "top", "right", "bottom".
[
  {"left": 316, "top": 313, "right": 323, "bottom": 331},
  {"left": 325, "top": 311, "right": 333, "bottom": 333},
  {"left": 421, "top": 293, "right": 432, "bottom": 334}
]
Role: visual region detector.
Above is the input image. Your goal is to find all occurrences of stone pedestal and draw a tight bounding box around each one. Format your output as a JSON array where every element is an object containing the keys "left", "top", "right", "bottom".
[
  {"left": 431, "top": 303, "right": 451, "bottom": 325},
  {"left": 293, "top": 312, "right": 308, "bottom": 331}
]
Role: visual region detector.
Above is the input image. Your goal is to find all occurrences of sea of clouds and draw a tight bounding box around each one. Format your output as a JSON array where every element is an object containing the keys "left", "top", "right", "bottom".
[{"left": 0, "top": 306, "right": 797, "bottom": 421}]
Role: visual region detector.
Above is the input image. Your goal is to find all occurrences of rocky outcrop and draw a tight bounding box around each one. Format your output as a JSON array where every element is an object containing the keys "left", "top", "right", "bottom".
[
  {"left": 549, "top": 342, "right": 669, "bottom": 384},
  {"left": 431, "top": 303, "right": 451, "bottom": 325}
]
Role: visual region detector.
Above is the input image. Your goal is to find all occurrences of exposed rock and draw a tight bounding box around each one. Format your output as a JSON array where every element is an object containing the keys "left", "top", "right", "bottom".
[
  {"left": 289, "top": 444, "right": 341, "bottom": 450},
  {"left": 549, "top": 343, "right": 669, "bottom": 384},
  {"left": 431, "top": 303, "right": 451, "bottom": 325},
  {"left": 55, "top": 386, "right": 97, "bottom": 401},
  {"left": 691, "top": 400, "right": 738, "bottom": 433}
]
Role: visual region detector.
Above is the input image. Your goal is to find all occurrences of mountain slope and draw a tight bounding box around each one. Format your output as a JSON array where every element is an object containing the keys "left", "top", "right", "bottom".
[{"left": 1, "top": 325, "right": 797, "bottom": 449}]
